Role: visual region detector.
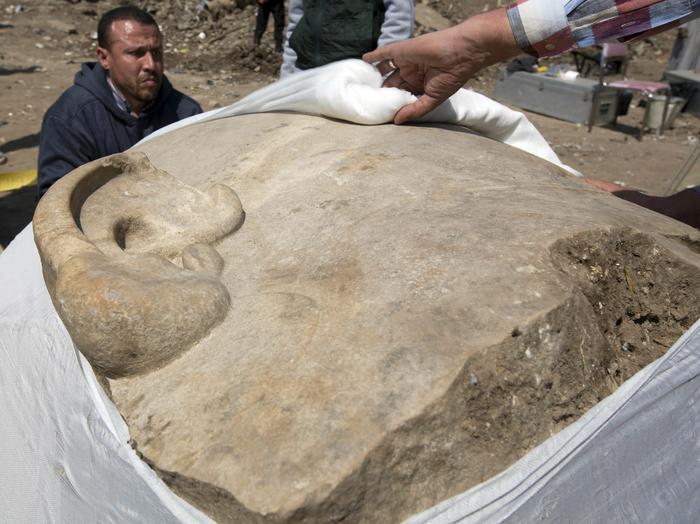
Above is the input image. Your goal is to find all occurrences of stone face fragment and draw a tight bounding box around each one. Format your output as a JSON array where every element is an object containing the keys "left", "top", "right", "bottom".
[{"left": 35, "top": 114, "right": 700, "bottom": 522}]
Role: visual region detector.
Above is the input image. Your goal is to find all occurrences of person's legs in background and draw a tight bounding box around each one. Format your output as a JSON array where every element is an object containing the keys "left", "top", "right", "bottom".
[
  {"left": 271, "top": 0, "right": 285, "bottom": 52},
  {"left": 254, "top": 0, "right": 272, "bottom": 46}
]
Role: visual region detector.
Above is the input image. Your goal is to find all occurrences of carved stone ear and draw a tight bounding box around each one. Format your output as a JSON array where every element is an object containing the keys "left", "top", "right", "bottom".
[{"left": 33, "top": 152, "right": 245, "bottom": 378}]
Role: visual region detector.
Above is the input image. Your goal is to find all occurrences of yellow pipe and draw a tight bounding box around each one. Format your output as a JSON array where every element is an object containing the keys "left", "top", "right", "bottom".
[{"left": 0, "top": 169, "right": 37, "bottom": 192}]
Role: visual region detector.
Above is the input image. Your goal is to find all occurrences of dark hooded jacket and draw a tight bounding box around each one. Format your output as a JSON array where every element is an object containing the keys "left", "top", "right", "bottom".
[{"left": 37, "top": 62, "right": 201, "bottom": 196}]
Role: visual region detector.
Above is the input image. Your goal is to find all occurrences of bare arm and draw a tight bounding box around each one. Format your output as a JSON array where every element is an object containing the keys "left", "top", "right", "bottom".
[
  {"left": 584, "top": 178, "right": 700, "bottom": 229},
  {"left": 363, "top": 8, "right": 520, "bottom": 124}
]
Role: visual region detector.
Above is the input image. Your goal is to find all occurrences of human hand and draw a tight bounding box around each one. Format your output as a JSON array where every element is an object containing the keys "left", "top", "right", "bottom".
[
  {"left": 584, "top": 177, "right": 700, "bottom": 228},
  {"left": 583, "top": 177, "right": 627, "bottom": 193},
  {"left": 363, "top": 8, "right": 520, "bottom": 124}
]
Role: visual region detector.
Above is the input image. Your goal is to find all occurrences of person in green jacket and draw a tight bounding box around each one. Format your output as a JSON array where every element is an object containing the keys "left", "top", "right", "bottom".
[{"left": 280, "top": 0, "right": 413, "bottom": 78}]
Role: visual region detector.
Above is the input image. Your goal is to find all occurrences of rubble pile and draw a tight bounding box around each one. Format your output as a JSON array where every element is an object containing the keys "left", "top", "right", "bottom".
[
  {"left": 144, "top": 0, "right": 283, "bottom": 77},
  {"left": 5, "top": 0, "right": 283, "bottom": 78}
]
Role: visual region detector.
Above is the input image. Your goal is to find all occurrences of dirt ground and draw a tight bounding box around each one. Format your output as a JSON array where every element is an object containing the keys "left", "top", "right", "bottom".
[{"left": 1, "top": 0, "right": 699, "bottom": 249}]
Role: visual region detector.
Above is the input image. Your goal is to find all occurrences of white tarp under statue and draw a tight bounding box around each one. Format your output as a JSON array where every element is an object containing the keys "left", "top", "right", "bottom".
[{"left": 1, "top": 61, "right": 699, "bottom": 523}]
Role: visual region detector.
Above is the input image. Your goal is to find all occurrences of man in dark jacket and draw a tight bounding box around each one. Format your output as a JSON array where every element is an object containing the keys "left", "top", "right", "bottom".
[{"left": 37, "top": 6, "right": 202, "bottom": 197}]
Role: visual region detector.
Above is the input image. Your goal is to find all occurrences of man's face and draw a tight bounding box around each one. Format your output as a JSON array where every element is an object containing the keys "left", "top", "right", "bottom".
[{"left": 97, "top": 20, "right": 164, "bottom": 111}]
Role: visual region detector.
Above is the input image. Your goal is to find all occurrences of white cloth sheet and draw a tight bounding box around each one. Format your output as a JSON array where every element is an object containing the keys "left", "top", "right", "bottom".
[
  {"left": 142, "top": 59, "right": 579, "bottom": 175},
  {"left": 0, "top": 226, "right": 213, "bottom": 524}
]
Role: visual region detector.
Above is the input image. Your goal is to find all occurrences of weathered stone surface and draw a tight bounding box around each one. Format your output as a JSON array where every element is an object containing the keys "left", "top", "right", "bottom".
[
  {"left": 35, "top": 113, "right": 700, "bottom": 522},
  {"left": 33, "top": 152, "right": 244, "bottom": 377}
]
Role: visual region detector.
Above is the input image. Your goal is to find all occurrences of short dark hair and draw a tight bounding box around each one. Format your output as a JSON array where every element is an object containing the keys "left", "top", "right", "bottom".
[{"left": 97, "top": 6, "right": 159, "bottom": 49}]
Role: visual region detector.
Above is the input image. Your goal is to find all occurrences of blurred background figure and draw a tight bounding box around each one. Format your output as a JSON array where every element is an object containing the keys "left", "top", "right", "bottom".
[
  {"left": 280, "top": 0, "right": 414, "bottom": 78},
  {"left": 668, "top": 19, "right": 700, "bottom": 71},
  {"left": 254, "top": 0, "right": 285, "bottom": 53}
]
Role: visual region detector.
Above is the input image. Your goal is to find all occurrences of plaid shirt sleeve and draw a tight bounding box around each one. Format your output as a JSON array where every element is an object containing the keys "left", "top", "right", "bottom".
[{"left": 506, "top": 0, "right": 700, "bottom": 57}]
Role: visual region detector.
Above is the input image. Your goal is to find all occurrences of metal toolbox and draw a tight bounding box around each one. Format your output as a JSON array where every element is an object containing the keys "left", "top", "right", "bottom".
[{"left": 493, "top": 69, "right": 619, "bottom": 125}]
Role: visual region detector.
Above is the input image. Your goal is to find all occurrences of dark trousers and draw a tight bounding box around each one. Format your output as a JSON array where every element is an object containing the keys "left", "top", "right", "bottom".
[{"left": 254, "top": 0, "right": 285, "bottom": 50}]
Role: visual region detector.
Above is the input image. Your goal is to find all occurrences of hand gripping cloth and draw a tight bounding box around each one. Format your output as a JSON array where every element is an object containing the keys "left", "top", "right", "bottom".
[{"left": 142, "top": 59, "right": 579, "bottom": 175}]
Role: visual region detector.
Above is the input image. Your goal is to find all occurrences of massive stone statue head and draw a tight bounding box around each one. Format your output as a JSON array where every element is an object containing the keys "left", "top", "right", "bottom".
[{"left": 34, "top": 112, "right": 700, "bottom": 523}]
